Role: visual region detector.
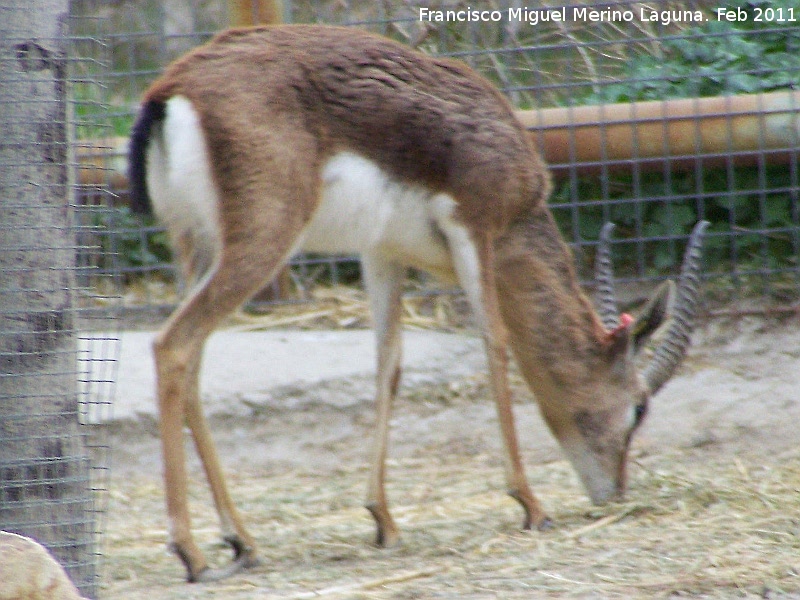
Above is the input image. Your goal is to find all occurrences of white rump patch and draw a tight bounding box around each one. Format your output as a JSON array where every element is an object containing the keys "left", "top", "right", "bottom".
[{"left": 145, "top": 95, "right": 222, "bottom": 263}]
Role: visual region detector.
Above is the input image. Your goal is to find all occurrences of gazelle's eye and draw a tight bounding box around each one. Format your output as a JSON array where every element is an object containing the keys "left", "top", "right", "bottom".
[{"left": 633, "top": 403, "right": 648, "bottom": 427}]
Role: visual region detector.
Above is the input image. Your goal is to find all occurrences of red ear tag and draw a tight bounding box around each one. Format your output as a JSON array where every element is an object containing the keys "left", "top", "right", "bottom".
[{"left": 606, "top": 313, "right": 634, "bottom": 345}]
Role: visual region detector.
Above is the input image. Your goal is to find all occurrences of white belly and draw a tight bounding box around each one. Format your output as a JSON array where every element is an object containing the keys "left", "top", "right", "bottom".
[
  {"left": 148, "top": 97, "right": 467, "bottom": 285},
  {"left": 301, "top": 152, "right": 456, "bottom": 278}
]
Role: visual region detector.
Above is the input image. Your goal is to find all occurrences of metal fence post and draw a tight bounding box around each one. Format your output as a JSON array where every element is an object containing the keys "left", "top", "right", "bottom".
[{"left": 0, "top": 1, "right": 96, "bottom": 596}]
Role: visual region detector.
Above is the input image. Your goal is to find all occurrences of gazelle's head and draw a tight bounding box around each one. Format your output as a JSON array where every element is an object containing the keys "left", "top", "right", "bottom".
[{"left": 523, "top": 221, "right": 708, "bottom": 505}]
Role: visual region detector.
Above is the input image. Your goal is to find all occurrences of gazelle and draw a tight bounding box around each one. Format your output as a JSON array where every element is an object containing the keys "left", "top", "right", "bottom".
[{"left": 128, "top": 24, "right": 707, "bottom": 582}]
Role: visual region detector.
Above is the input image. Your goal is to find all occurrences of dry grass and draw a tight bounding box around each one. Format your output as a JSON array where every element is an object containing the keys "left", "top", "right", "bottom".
[
  {"left": 114, "top": 281, "right": 468, "bottom": 331},
  {"left": 233, "top": 286, "right": 467, "bottom": 332},
  {"left": 101, "top": 289, "right": 800, "bottom": 597},
  {"left": 102, "top": 444, "right": 800, "bottom": 599}
]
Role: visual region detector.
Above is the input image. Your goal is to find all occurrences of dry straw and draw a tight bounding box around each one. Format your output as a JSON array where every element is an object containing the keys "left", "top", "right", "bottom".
[
  {"left": 103, "top": 423, "right": 800, "bottom": 598},
  {"left": 104, "top": 289, "right": 799, "bottom": 598},
  {"left": 231, "top": 285, "right": 465, "bottom": 331}
]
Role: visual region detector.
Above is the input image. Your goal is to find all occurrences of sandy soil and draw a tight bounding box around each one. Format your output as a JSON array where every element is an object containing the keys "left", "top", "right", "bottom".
[
  {"left": 99, "top": 313, "right": 800, "bottom": 598},
  {"left": 107, "top": 314, "right": 800, "bottom": 477}
]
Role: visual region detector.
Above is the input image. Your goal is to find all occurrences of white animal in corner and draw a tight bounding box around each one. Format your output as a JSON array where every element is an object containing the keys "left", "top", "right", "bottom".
[{"left": 0, "top": 532, "right": 88, "bottom": 600}]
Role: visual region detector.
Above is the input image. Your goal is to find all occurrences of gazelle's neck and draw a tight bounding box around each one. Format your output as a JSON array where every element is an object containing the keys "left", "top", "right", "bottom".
[{"left": 495, "top": 207, "right": 608, "bottom": 390}]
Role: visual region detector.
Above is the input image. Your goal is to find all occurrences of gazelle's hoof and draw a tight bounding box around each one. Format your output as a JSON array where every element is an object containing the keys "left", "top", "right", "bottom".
[
  {"left": 507, "top": 488, "right": 550, "bottom": 531},
  {"left": 189, "top": 553, "right": 261, "bottom": 583},
  {"left": 192, "top": 549, "right": 260, "bottom": 583},
  {"left": 173, "top": 535, "right": 260, "bottom": 583},
  {"left": 365, "top": 502, "right": 400, "bottom": 548}
]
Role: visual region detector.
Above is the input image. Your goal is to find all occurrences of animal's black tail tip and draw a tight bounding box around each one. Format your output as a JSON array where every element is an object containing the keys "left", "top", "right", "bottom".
[{"left": 128, "top": 99, "right": 166, "bottom": 216}]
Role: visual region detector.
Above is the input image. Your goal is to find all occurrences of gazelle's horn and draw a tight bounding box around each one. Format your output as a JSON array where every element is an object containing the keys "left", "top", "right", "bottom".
[
  {"left": 595, "top": 222, "right": 621, "bottom": 331},
  {"left": 643, "top": 220, "right": 710, "bottom": 394}
]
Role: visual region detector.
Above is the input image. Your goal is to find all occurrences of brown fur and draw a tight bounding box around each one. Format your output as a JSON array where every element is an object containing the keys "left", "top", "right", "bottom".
[
  {"left": 495, "top": 206, "right": 609, "bottom": 386},
  {"left": 132, "top": 24, "right": 686, "bottom": 583},
  {"left": 144, "top": 25, "right": 551, "bottom": 234}
]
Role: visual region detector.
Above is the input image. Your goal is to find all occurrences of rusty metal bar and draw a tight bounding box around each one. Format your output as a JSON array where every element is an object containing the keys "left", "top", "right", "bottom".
[
  {"left": 228, "top": 0, "right": 283, "bottom": 26},
  {"left": 517, "top": 90, "right": 800, "bottom": 177}
]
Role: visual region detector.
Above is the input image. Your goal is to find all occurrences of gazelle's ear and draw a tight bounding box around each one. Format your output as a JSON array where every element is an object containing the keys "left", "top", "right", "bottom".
[
  {"left": 603, "top": 312, "right": 633, "bottom": 361},
  {"left": 631, "top": 280, "right": 675, "bottom": 354}
]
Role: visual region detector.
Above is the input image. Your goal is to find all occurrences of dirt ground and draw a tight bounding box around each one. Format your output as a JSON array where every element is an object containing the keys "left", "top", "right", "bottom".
[{"left": 99, "top": 313, "right": 800, "bottom": 599}]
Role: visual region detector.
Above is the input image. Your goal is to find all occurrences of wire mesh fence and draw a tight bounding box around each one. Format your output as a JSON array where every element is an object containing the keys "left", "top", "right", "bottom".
[
  {"left": 0, "top": 2, "right": 117, "bottom": 597},
  {"left": 0, "top": 0, "right": 796, "bottom": 596},
  {"left": 70, "top": 6, "right": 119, "bottom": 598},
  {"left": 71, "top": 0, "right": 800, "bottom": 314}
]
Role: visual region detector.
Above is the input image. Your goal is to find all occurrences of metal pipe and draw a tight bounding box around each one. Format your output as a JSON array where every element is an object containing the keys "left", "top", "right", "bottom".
[
  {"left": 228, "top": 0, "right": 283, "bottom": 26},
  {"left": 516, "top": 90, "right": 800, "bottom": 177}
]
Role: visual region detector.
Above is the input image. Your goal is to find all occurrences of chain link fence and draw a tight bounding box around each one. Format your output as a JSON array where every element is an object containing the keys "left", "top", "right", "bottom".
[
  {"left": 1, "top": 1, "right": 117, "bottom": 597},
  {"left": 0, "top": 1, "right": 796, "bottom": 596},
  {"left": 71, "top": 0, "right": 800, "bottom": 315}
]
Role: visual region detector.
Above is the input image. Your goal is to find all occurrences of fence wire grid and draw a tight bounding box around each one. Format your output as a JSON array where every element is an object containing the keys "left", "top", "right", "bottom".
[
  {"left": 73, "top": 0, "right": 800, "bottom": 313},
  {"left": 0, "top": 0, "right": 798, "bottom": 597},
  {"left": 1, "top": 2, "right": 117, "bottom": 597}
]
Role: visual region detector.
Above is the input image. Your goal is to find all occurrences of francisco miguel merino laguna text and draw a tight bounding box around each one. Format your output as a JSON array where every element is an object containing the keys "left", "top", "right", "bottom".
[{"left": 418, "top": 6, "right": 706, "bottom": 26}]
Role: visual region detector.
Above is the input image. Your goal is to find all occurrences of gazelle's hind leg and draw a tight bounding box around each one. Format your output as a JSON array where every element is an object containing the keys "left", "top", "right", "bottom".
[
  {"left": 361, "top": 254, "right": 406, "bottom": 547},
  {"left": 155, "top": 214, "right": 309, "bottom": 582}
]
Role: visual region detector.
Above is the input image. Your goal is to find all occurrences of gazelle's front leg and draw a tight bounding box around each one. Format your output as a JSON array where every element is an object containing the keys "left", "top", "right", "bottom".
[
  {"left": 474, "top": 235, "right": 550, "bottom": 530},
  {"left": 442, "top": 224, "right": 550, "bottom": 531},
  {"left": 361, "top": 254, "right": 406, "bottom": 547}
]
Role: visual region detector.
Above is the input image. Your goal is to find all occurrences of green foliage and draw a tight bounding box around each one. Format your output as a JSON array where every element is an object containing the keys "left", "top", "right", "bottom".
[
  {"left": 556, "top": 0, "right": 800, "bottom": 280},
  {"left": 585, "top": 0, "right": 800, "bottom": 103},
  {"left": 551, "top": 163, "right": 799, "bottom": 278},
  {"left": 93, "top": 206, "right": 173, "bottom": 276}
]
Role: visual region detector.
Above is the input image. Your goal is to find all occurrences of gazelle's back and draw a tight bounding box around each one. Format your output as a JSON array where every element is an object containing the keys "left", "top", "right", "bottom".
[{"left": 141, "top": 25, "right": 551, "bottom": 231}]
